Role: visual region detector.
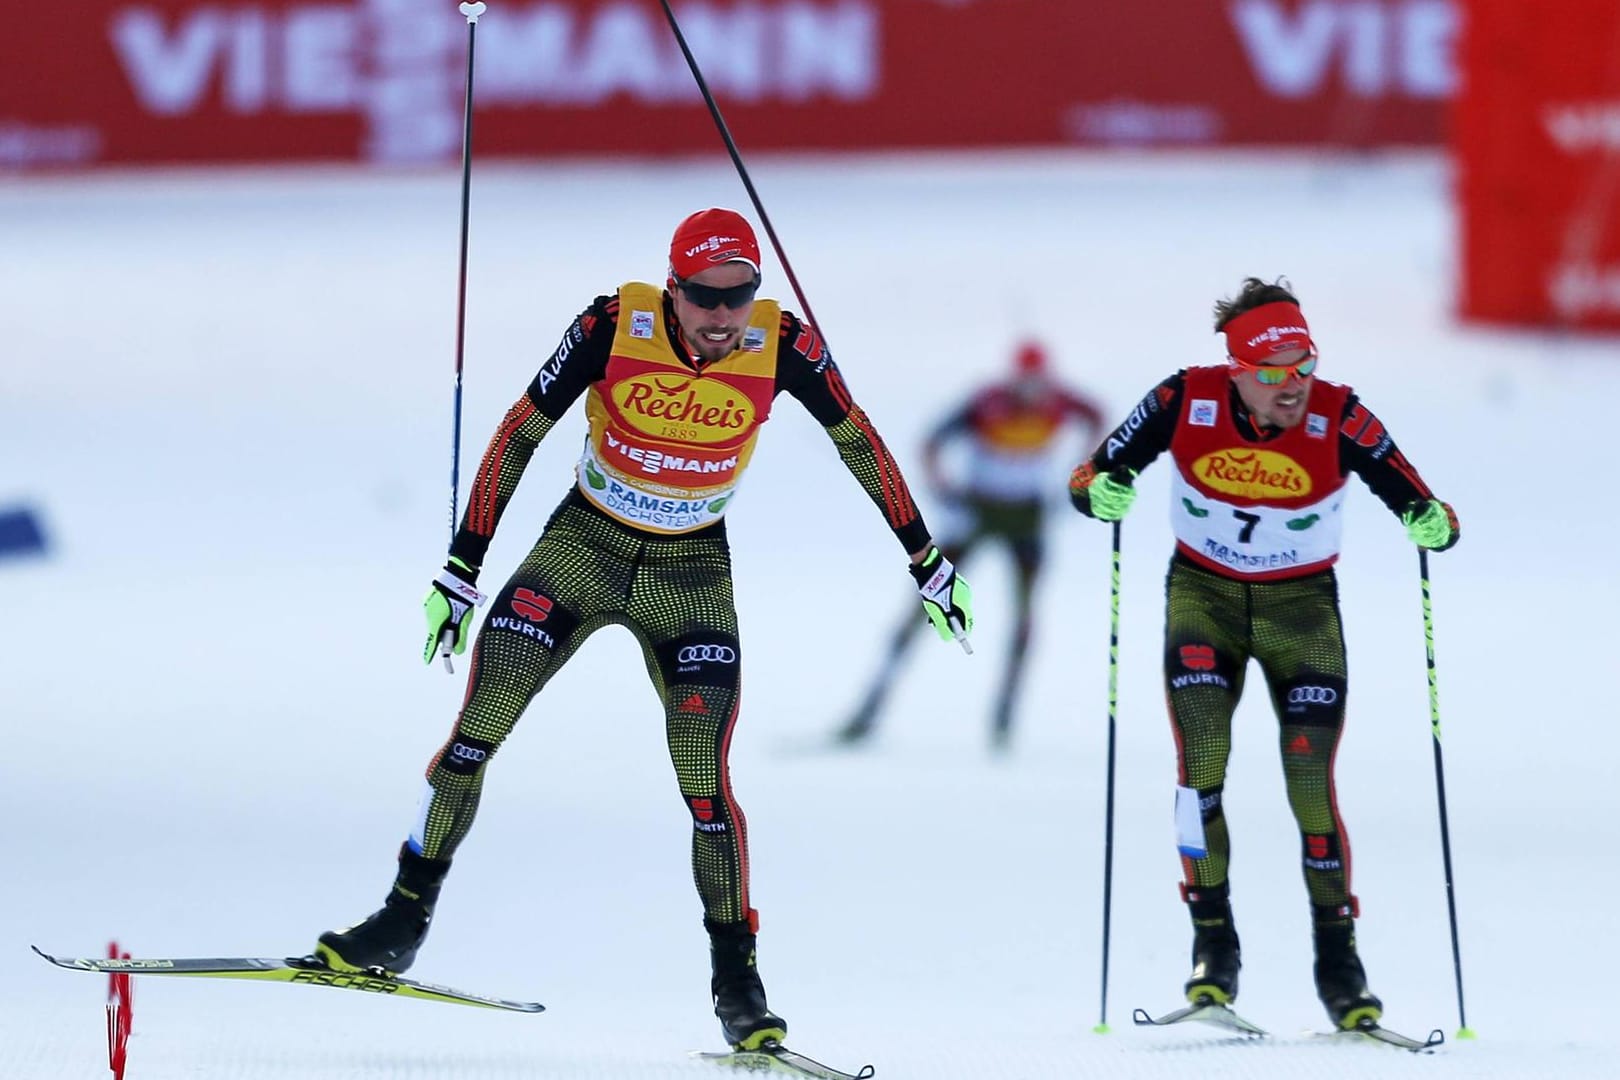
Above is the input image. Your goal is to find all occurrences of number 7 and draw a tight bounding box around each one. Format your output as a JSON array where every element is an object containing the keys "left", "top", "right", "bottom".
[{"left": 1233, "top": 510, "right": 1260, "bottom": 543}]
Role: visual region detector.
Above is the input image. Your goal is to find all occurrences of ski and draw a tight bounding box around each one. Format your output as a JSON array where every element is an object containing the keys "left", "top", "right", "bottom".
[
  {"left": 694, "top": 1041, "right": 875, "bottom": 1080},
  {"left": 1319, "top": 1018, "right": 1444, "bottom": 1053},
  {"left": 32, "top": 946, "right": 543, "bottom": 1014},
  {"left": 1133, "top": 997, "right": 1442, "bottom": 1054},
  {"left": 1132, "top": 1002, "right": 1269, "bottom": 1037}
]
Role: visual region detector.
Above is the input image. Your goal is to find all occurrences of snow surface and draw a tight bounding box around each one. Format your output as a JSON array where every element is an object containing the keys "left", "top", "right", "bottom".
[{"left": 3, "top": 151, "right": 1616, "bottom": 1078}]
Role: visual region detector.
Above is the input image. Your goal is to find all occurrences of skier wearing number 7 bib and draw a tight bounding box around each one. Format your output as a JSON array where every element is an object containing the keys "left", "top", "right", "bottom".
[{"left": 1067, "top": 277, "right": 1459, "bottom": 1031}]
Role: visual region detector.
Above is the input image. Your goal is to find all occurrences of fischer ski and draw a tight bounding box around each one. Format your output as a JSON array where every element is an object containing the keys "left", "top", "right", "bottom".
[
  {"left": 32, "top": 946, "right": 543, "bottom": 1014},
  {"left": 695, "top": 1040, "right": 875, "bottom": 1080},
  {"left": 1133, "top": 1002, "right": 1268, "bottom": 1037}
]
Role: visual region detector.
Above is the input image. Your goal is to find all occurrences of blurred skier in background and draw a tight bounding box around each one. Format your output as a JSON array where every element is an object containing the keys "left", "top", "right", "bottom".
[
  {"left": 311, "top": 208, "right": 973, "bottom": 1051},
  {"left": 834, "top": 341, "right": 1105, "bottom": 751},
  {"left": 1068, "top": 276, "right": 1459, "bottom": 1032}
]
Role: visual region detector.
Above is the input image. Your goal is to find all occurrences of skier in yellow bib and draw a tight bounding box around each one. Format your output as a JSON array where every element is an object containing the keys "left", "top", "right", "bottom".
[{"left": 313, "top": 209, "right": 974, "bottom": 1050}]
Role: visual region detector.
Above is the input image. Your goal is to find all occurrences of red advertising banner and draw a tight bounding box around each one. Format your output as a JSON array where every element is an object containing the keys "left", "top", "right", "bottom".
[
  {"left": 1, "top": 1, "right": 1456, "bottom": 170},
  {"left": 1456, "top": 0, "right": 1620, "bottom": 329}
]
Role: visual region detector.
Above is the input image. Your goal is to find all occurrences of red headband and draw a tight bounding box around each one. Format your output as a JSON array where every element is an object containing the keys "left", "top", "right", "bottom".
[{"left": 1222, "top": 302, "right": 1313, "bottom": 364}]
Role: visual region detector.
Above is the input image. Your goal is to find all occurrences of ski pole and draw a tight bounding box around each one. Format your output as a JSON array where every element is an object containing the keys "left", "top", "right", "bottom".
[
  {"left": 1419, "top": 548, "right": 1473, "bottom": 1039},
  {"left": 1094, "top": 520, "right": 1122, "bottom": 1033},
  {"left": 655, "top": 0, "right": 825, "bottom": 345},
  {"left": 949, "top": 615, "right": 973, "bottom": 655},
  {"left": 657, "top": 0, "right": 969, "bottom": 656},
  {"left": 437, "top": 1, "right": 485, "bottom": 669},
  {"left": 447, "top": 1, "right": 484, "bottom": 545}
]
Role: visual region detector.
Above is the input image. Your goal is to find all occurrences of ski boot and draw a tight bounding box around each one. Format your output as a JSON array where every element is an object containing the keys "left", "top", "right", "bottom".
[
  {"left": 1183, "top": 885, "right": 1241, "bottom": 1006},
  {"left": 313, "top": 844, "right": 450, "bottom": 975},
  {"left": 1313, "top": 916, "right": 1383, "bottom": 1030},
  {"left": 708, "top": 916, "right": 788, "bottom": 1050}
]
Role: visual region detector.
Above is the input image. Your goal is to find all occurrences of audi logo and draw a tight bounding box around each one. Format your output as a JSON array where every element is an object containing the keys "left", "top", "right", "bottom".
[
  {"left": 678, "top": 645, "right": 736, "bottom": 664},
  {"left": 1287, "top": 686, "right": 1338, "bottom": 705},
  {"left": 450, "top": 742, "right": 487, "bottom": 762}
]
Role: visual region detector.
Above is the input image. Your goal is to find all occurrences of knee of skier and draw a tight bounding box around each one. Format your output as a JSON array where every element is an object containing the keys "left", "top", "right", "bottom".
[
  {"left": 683, "top": 792, "right": 734, "bottom": 837},
  {"left": 432, "top": 731, "right": 498, "bottom": 778}
]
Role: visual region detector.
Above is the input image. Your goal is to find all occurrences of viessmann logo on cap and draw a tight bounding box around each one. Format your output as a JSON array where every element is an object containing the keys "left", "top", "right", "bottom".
[
  {"left": 684, "top": 235, "right": 745, "bottom": 261},
  {"left": 1245, "top": 324, "right": 1310, "bottom": 350}
]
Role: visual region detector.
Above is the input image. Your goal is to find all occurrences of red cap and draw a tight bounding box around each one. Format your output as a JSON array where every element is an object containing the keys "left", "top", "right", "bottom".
[
  {"left": 1222, "top": 302, "right": 1314, "bottom": 364},
  {"left": 669, "top": 208, "right": 761, "bottom": 281},
  {"left": 1014, "top": 341, "right": 1047, "bottom": 374}
]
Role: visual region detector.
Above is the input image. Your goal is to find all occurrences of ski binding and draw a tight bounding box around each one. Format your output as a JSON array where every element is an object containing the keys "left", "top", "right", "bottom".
[
  {"left": 1322, "top": 1016, "right": 1445, "bottom": 1053},
  {"left": 1133, "top": 1001, "right": 1269, "bottom": 1037},
  {"left": 694, "top": 1039, "right": 875, "bottom": 1079}
]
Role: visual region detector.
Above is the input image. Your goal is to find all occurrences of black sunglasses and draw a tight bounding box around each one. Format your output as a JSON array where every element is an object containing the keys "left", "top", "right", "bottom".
[{"left": 676, "top": 275, "right": 761, "bottom": 311}]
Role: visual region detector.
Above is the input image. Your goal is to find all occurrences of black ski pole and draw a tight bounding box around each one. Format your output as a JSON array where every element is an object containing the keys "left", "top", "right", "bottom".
[
  {"left": 655, "top": 0, "right": 824, "bottom": 339},
  {"left": 656, "top": 0, "right": 967, "bottom": 654},
  {"left": 447, "top": 1, "right": 485, "bottom": 546},
  {"left": 1419, "top": 548, "right": 1474, "bottom": 1039},
  {"left": 432, "top": 0, "right": 487, "bottom": 672},
  {"left": 1094, "top": 519, "right": 1122, "bottom": 1033}
]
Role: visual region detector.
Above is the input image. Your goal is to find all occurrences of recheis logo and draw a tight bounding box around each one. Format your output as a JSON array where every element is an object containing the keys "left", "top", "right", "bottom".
[
  {"left": 611, "top": 374, "right": 754, "bottom": 439},
  {"left": 1193, "top": 448, "right": 1311, "bottom": 499}
]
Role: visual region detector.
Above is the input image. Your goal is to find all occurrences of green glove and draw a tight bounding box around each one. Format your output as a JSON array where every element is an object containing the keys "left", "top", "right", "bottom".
[
  {"left": 1069, "top": 463, "right": 1137, "bottom": 522},
  {"left": 1402, "top": 499, "right": 1459, "bottom": 552},
  {"left": 909, "top": 548, "right": 974, "bottom": 647},
  {"left": 424, "top": 556, "right": 487, "bottom": 671}
]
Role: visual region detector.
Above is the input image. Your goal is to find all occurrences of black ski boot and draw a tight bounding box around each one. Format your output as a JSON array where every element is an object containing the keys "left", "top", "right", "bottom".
[
  {"left": 1183, "top": 885, "right": 1241, "bottom": 1006},
  {"left": 314, "top": 844, "right": 450, "bottom": 974},
  {"left": 1313, "top": 917, "right": 1383, "bottom": 1030},
  {"left": 708, "top": 917, "right": 788, "bottom": 1050}
]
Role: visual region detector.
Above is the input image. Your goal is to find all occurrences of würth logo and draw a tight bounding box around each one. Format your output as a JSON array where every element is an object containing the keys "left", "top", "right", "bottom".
[
  {"left": 511, "top": 589, "right": 553, "bottom": 622},
  {"left": 1179, "top": 644, "right": 1217, "bottom": 671}
]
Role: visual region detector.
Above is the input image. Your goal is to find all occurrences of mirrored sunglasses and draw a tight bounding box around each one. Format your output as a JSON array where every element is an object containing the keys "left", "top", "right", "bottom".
[{"left": 1231, "top": 352, "right": 1318, "bottom": 385}]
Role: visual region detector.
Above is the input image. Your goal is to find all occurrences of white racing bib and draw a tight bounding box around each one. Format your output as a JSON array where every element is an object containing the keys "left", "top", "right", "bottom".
[{"left": 1169, "top": 466, "right": 1344, "bottom": 577}]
